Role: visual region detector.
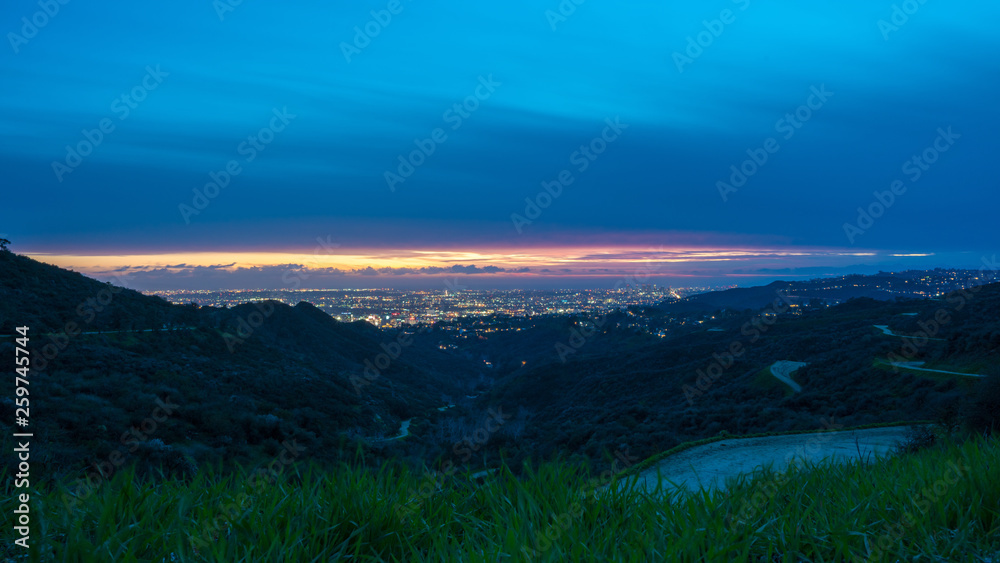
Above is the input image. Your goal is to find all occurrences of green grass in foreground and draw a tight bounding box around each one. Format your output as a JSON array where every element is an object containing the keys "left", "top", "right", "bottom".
[{"left": 1, "top": 436, "right": 998, "bottom": 562}]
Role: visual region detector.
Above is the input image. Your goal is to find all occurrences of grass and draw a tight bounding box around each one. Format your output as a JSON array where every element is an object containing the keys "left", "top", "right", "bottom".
[
  {"left": 1, "top": 435, "right": 997, "bottom": 561},
  {"left": 751, "top": 366, "right": 781, "bottom": 391},
  {"left": 750, "top": 363, "right": 797, "bottom": 396}
]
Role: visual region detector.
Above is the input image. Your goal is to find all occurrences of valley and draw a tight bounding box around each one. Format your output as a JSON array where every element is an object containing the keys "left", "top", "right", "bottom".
[{"left": 1, "top": 249, "right": 998, "bottom": 560}]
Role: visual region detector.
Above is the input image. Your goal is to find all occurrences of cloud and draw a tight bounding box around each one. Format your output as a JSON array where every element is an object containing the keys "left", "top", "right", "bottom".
[
  {"left": 91, "top": 260, "right": 532, "bottom": 291},
  {"left": 360, "top": 264, "right": 531, "bottom": 276}
]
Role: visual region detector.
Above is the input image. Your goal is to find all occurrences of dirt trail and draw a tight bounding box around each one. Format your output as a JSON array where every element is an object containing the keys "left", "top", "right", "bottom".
[{"left": 619, "top": 426, "right": 912, "bottom": 497}]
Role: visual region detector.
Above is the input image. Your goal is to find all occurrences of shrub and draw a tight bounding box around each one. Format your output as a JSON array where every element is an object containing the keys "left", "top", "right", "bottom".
[
  {"left": 896, "top": 425, "right": 936, "bottom": 454},
  {"left": 963, "top": 373, "right": 1000, "bottom": 436}
]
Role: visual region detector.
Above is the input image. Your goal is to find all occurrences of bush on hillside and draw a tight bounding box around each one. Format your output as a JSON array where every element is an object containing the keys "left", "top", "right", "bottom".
[{"left": 963, "top": 372, "right": 1000, "bottom": 436}]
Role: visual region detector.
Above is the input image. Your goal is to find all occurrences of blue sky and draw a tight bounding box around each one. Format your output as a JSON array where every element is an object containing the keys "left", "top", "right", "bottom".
[{"left": 1, "top": 0, "right": 998, "bottom": 289}]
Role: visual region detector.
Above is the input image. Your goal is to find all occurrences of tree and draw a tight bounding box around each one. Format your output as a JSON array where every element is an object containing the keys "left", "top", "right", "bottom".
[{"left": 0, "top": 237, "right": 9, "bottom": 251}]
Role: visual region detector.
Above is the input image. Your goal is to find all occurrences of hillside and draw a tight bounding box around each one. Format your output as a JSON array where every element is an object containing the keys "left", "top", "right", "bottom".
[
  {"left": 2, "top": 250, "right": 998, "bottom": 482},
  {"left": 478, "top": 283, "right": 1000, "bottom": 472},
  {"left": 658, "top": 270, "right": 994, "bottom": 313},
  {"left": 0, "top": 251, "right": 485, "bottom": 479}
]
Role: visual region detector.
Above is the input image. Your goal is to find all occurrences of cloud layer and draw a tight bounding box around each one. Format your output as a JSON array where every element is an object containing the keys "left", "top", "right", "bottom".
[{"left": 3, "top": 1, "right": 998, "bottom": 288}]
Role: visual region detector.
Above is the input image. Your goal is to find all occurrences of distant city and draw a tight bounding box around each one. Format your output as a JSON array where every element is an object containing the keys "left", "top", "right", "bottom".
[
  {"left": 146, "top": 284, "right": 696, "bottom": 328},
  {"left": 144, "top": 268, "right": 999, "bottom": 329}
]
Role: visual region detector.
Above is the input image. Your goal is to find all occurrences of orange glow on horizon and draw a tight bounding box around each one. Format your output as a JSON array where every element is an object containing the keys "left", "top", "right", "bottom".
[{"left": 25, "top": 245, "right": 885, "bottom": 279}]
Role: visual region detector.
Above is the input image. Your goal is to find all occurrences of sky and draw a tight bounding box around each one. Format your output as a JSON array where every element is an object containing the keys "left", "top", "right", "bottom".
[{"left": 2, "top": 1, "right": 998, "bottom": 290}]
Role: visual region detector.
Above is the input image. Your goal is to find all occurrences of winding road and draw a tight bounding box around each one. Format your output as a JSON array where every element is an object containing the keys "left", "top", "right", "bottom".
[
  {"left": 873, "top": 325, "right": 944, "bottom": 341},
  {"left": 378, "top": 402, "right": 456, "bottom": 442},
  {"left": 769, "top": 361, "right": 806, "bottom": 393},
  {"left": 889, "top": 361, "right": 983, "bottom": 378},
  {"left": 382, "top": 419, "right": 411, "bottom": 441},
  {"left": 616, "top": 426, "right": 912, "bottom": 497}
]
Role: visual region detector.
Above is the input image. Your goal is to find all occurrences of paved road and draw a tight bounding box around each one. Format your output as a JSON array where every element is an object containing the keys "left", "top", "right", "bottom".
[
  {"left": 617, "top": 426, "right": 911, "bottom": 497},
  {"left": 769, "top": 361, "right": 806, "bottom": 393},
  {"left": 380, "top": 419, "right": 411, "bottom": 441},
  {"left": 378, "top": 401, "right": 457, "bottom": 442},
  {"left": 890, "top": 361, "right": 983, "bottom": 378},
  {"left": 873, "top": 325, "right": 944, "bottom": 340}
]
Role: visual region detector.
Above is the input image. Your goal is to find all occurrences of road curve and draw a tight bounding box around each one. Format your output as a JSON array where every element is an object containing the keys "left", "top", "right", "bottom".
[
  {"left": 617, "top": 426, "right": 912, "bottom": 497},
  {"left": 873, "top": 325, "right": 944, "bottom": 341},
  {"left": 769, "top": 361, "right": 806, "bottom": 393},
  {"left": 373, "top": 419, "right": 411, "bottom": 442}
]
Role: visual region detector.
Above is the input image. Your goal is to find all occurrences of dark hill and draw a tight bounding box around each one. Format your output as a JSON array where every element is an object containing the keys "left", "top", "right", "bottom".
[
  {"left": 0, "top": 251, "right": 178, "bottom": 334},
  {"left": 482, "top": 284, "right": 1000, "bottom": 471},
  {"left": 657, "top": 271, "right": 977, "bottom": 313},
  {"left": 3, "top": 250, "right": 996, "bottom": 480},
  {"left": 0, "top": 251, "right": 482, "bottom": 479}
]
